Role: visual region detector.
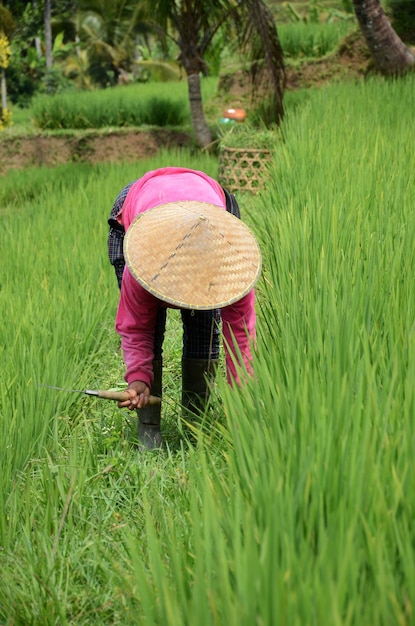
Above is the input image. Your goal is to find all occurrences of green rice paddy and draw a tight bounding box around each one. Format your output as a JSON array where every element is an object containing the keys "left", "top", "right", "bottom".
[{"left": 1, "top": 75, "right": 415, "bottom": 624}]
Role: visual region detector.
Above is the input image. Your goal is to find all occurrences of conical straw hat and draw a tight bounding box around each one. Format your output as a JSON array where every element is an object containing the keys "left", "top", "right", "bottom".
[{"left": 124, "top": 201, "right": 262, "bottom": 310}]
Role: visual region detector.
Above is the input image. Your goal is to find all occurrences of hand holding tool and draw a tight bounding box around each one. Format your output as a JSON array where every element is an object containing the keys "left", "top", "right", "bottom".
[{"left": 39, "top": 385, "right": 161, "bottom": 405}]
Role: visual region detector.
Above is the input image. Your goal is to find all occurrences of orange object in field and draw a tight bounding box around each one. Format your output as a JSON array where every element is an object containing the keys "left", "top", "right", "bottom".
[{"left": 223, "top": 107, "right": 246, "bottom": 122}]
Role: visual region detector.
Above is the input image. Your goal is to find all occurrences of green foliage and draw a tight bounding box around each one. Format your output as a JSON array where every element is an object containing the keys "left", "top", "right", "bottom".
[
  {"left": 74, "top": 0, "right": 151, "bottom": 88},
  {"left": 0, "top": 3, "right": 15, "bottom": 38},
  {"left": 87, "top": 46, "right": 118, "bottom": 88},
  {"left": 279, "top": 19, "right": 354, "bottom": 58},
  {"left": 3, "top": 73, "right": 415, "bottom": 626},
  {"left": 40, "top": 66, "right": 74, "bottom": 95},
  {"left": 2, "top": 102, "right": 33, "bottom": 131},
  {"left": 134, "top": 59, "right": 181, "bottom": 82},
  {"left": 7, "top": 24, "right": 46, "bottom": 107},
  {"left": 1, "top": 0, "right": 49, "bottom": 109},
  {"left": 279, "top": 0, "right": 354, "bottom": 22},
  {"left": 0, "top": 161, "right": 96, "bottom": 207},
  {"left": 6, "top": 57, "right": 39, "bottom": 108},
  {"left": 31, "top": 81, "right": 191, "bottom": 129},
  {"left": 218, "top": 121, "right": 279, "bottom": 149},
  {"left": 386, "top": 0, "right": 415, "bottom": 43},
  {"left": 0, "top": 106, "right": 12, "bottom": 130}
]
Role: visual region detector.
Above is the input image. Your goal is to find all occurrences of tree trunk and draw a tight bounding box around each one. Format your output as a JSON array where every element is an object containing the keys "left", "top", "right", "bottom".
[
  {"left": 44, "top": 0, "right": 53, "bottom": 70},
  {"left": 187, "top": 72, "right": 213, "bottom": 149},
  {"left": 353, "top": 0, "right": 415, "bottom": 75},
  {"left": 1, "top": 68, "right": 7, "bottom": 111},
  {"left": 32, "top": 2, "right": 42, "bottom": 58}
]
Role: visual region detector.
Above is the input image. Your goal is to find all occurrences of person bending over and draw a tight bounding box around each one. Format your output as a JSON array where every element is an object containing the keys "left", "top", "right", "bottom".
[{"left": 108, "top": 167, "right": 261, "bottom": 449}]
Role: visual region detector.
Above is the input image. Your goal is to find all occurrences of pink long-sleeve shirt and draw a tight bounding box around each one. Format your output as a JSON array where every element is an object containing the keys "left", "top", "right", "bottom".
[{"left": 114, "top": 167, "right": 256, "bottom": 388}]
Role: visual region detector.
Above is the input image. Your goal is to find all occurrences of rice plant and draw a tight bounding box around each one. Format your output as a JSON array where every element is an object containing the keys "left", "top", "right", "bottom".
[
  {"left": 30, "top": 78, "right": 218, "bottom": 130},
  {"left": 1, "top": 76, "right": 415, "bottom": 625},
  {"left": 279, "top": 20, "right": 354, "bottom": 58}
]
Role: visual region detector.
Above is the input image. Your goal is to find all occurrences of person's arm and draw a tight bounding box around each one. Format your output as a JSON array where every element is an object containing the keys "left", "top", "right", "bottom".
[
  {"left": 115, "top": 269, "right": 160, "bottom": 388},
  {"left": 221, "top": 289, "right": 256, "bottom": 385}
]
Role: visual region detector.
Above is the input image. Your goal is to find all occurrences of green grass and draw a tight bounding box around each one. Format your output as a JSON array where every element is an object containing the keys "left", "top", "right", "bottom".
[
  {"left": 2, "top": 77, "right": 218, "bottom": 137},
  {"left": 250, "top": 75, "right": 415, "bottom": 623},
  {"left": 29, "top": 78, "right": 218, "bottom": 131},
  {"left": 31, "top": 83, "right": 188, "bottom": 130},
  {"left": 2, "top": 75, "right": 415, "bottom": 624},
  {"left": 279, "top": 19, "right": 355, "bottom": 58}
]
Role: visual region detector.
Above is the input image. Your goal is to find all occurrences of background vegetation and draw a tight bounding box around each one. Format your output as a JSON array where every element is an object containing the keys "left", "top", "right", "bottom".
[
  {"left": 31, "top": 81, "right": 192, "bottom": 130},
  {"left": 1, "top": 18, "right": 357, "bottom": 137}
]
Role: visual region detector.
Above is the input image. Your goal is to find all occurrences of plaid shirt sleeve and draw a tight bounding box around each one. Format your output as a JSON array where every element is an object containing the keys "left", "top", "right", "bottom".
[
  {"left": 108, "top": 182, "right": 134, "bottom": 289},
  {"left": 223, "top": 188, "right": 241, "bottom": 219}
]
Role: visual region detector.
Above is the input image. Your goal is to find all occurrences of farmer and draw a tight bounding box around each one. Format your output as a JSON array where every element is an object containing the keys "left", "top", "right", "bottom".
[{"left": 108, "top": 167, "right": 261, "bottom": 449}]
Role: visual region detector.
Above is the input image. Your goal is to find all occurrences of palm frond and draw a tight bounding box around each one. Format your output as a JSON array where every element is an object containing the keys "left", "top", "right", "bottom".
[{"left": 236, "top": 0, "right": 285, "bottom": 123}]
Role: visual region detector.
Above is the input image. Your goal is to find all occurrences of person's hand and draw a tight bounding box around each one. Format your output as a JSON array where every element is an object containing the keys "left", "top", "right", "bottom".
[{"left": 118, "top": 380, "right": 150, "bottom": 410}]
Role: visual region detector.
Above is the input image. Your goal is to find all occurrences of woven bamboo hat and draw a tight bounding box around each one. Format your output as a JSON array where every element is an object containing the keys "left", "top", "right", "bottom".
[{"left": 124, "top": 201, "right": 262, "bottom": 310}]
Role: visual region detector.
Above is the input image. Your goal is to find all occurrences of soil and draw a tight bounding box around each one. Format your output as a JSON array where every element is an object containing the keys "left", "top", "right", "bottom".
[
  {"left": 285, "top": 30, "right": 372, "bottom": 89},
  {"left": 0, "top": 128, "right": 192, "bottom": 175},
  {"left": 0, "top": 32, "right": 371, "bottom": 175},
  {"left": 217, "top": 31, "right": 371, "bottom": 102}
]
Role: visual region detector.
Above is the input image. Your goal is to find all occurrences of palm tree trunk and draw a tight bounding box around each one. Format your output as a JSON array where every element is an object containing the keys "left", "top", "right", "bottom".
[
  {"left": 353, "top": 0, "right": 415, "bottom": 75},
  {"left": 44, "top": 0, "right": 53, "bottom": 70},
  {"left": 187, "top": 72, "right": 213, "bottom": 149},
  {"left": 244, "top": 0, "right": 285, "bottom": 123}
]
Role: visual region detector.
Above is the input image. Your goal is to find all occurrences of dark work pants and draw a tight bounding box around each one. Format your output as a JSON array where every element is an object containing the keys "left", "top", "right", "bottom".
[{"left": 153, "top": 308, "right": 221, "bottom": 361}]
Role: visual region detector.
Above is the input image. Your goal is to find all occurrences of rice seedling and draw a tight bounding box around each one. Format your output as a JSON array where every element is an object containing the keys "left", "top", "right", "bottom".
[
  {"left": 2, "top": 76, "right": 415, "bottom": 624},
  {"left": 279, "top": 20, "right": 354, "bottom": 59},
  {"left": 30, "top": 78, "right": 218, "bottom": 131}
]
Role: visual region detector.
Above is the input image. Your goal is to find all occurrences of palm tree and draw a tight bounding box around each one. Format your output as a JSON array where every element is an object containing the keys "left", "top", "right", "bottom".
[
  {"left": 353, "top": 0, "right": 415, "bottom": 75},
  {"left": 146, "top": 0, "right": 285, "bottom": 148},
  {"left": 238, "top": 0, "right": 285, "bottom": 127},
  {"left": 76, "top": 0, "right": 149, "bottom": 86}
]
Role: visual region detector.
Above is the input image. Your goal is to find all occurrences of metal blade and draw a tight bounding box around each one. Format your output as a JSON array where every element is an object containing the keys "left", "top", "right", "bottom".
[
  {"left": 38, "top": 384, "right": 161, "bottom": 406},
  {"left": 38, "top": 384, "right": 85, "bottom": 393}
]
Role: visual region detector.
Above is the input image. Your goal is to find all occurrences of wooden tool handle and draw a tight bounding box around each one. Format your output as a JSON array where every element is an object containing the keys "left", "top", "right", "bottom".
[{"left": 95, "top": 390, "right": 161, "bottom": 404}]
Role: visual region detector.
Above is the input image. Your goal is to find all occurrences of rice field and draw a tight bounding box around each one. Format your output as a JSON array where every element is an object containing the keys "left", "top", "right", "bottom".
[
  {"left": 30, "top": 78, "right": 218, "bottom": 130},
  {"left": 278, "top": 20, "right": 354, "bottom": 58},
  {"left": 1, "top": 75, "right": 415, "bottom": 624}
]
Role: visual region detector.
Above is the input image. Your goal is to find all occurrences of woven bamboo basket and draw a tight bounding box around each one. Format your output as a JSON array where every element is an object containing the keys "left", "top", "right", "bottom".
[{"left": 218, "top": 146, "right": 272, "bottom": 194}]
